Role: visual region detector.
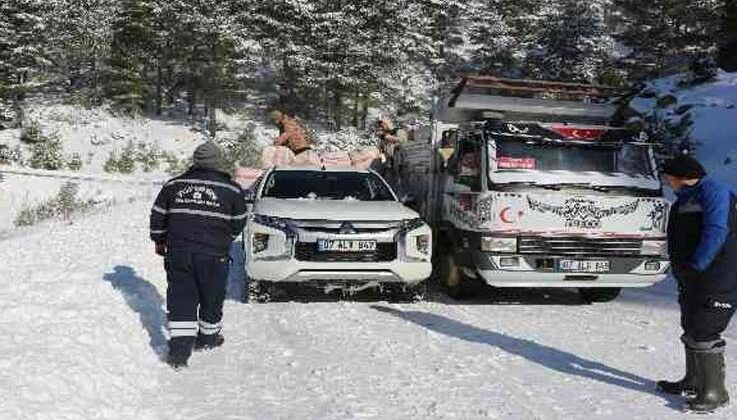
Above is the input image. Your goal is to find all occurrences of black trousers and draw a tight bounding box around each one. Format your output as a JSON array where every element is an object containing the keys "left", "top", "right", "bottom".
[
  {"left": 678, "top": 274, "right": 736, "bottom": 345},
  {"left": 165, "top": 248, "right": 228, "bottom": 358}
]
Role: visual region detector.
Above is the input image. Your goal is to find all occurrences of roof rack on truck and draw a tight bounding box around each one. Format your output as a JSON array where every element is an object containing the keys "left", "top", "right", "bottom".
[{"left": 436, "top": 76, "right": 632, "bottom": 125}]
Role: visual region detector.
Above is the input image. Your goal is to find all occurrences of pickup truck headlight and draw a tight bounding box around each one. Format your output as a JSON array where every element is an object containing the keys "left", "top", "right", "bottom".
[
  {"left": 253, "top": 214, "right": 293, "bottom": 232},
  {"left": 252, "top": 233, "right": 269, "bottom": 254},
  {"left": 250, "top": 214, "right": 294, "bottom": 260},
  {"left": 401, "top": 218, "right": 432, "bottom": 261},
  {"left": 401, "top": 218, "right": 426, "bottom": 232},
  {"left": 415, "top": 235, "right": 431, "bottom": 255},
  {"left": 641, "top": 240, "right": 667, "bottom": 256},
  {"left": 481, "top": 236, "right": 517, "bottom": 253}
]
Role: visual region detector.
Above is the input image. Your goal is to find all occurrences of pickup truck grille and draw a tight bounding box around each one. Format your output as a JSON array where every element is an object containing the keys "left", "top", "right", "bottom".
[
  {"left": 518, "top": 237, "right": 643, "bottom": 257},
  {"left": 295, "top": 242, "right": 397, "bottom": 262}
]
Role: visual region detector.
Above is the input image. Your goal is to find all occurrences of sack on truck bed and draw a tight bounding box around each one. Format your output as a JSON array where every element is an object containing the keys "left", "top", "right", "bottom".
[
  {"left": 261, "top": 146, "right": 295, "bottom": 168},
  {"left": 350, "top": 147, "right": 383, "bottom": 171},
  {"left": 234, "top": 166, "right": 263, "bottom": 189},
  {"left": 292, "top": 149, "right": 322, "bottom": 167},
  {"left": 321, "top": 151, "right": 352, "bottom": 168}
]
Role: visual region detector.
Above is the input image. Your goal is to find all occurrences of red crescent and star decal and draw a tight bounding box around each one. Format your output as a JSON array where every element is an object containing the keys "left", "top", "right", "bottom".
[{"left": 500, "top": 207, "right": 524, "bottom": 224}]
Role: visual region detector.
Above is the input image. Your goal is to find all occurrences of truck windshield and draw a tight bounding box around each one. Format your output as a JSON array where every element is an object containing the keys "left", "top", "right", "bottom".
[
  {"left": 491, "top": 139, "right": 654, "bottom": 178},
  {"left": 262, "top": 170, "right": 396, "bottom": 201}
]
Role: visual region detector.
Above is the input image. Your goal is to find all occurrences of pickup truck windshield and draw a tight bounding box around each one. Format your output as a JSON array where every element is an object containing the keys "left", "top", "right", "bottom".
[
  {"left": 491, "top": 139, "right": 654, "bottom": 178},
  {"left": 262, "top": 170, "right": 396, "bottom": 201}
]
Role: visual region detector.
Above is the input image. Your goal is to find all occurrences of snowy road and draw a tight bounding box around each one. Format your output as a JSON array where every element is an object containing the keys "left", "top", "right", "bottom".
[{"left": 1, "top": 198, "right": 736, "bottom": 420}]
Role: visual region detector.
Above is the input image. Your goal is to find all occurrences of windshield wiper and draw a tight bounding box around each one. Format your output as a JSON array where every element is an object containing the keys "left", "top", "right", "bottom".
[
  {"left": 501, "top": 181, "right": 612, "bottom": 192},
  {"left": 560, "top": 183, "right": 611, "bottom": 192},
  {"left": 500, "top": 181, "right": 562, "bottom": 191}
]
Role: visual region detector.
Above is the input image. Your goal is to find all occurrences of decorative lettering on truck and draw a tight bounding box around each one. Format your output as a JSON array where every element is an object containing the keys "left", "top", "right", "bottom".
[{"left": 526, "top": 197, "right": 640, "bottom": 230}]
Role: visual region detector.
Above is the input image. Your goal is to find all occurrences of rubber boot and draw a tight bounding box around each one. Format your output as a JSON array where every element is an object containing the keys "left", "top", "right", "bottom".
[
  {"left": 194, "top": 333, "right": 225, "bottom": 351},
  {"left": 167, "top": 337, "right": 194, "bottom": 369},
  {"left": 686, "top": 351, "right": 730, "bottom": 413},
  {"left": 657, "top": 345, "right": 699, "bottom": 397}
]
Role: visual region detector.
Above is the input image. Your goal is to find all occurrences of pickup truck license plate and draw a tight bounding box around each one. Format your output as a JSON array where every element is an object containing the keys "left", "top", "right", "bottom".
[
  {"left": 559, "top": 260, "right": 610, "bottom": 273},
  {"left": 317, "top": 240, "right": 377, "bottom": 253}
]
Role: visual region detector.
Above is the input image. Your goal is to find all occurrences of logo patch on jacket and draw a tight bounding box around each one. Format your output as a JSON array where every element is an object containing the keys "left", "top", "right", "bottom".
[
  {"left": 175, "top": 186, "right": 221, "bottom": 208},
  {"left": 712, "top": 300, "right": 734, "bottom": 310}
]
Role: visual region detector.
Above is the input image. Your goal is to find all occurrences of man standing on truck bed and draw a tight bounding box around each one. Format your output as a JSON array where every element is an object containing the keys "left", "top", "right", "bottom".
[
  {"left": 657, "top": 154, "right": 736, "bottom": 412},
  {"left": 269, "top": 110, "right": 312, "bottom": 156},
  {"left": 376, "top": 116, "right": 408, "bottom": 182},
  {"left": 150, "top": 141, "right": 247, "bottom": 369}
]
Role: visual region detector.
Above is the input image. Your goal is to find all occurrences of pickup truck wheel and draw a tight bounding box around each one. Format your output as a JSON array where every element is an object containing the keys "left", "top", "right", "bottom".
[
  {"left": 247, "top": 280, "right": 273, "bottom": 303},
  {"left": 578, "top": 287, "right": 621, "bottom": 303},
  {"left": 390, "top": 282, "right": 427, "bottom": 303}
]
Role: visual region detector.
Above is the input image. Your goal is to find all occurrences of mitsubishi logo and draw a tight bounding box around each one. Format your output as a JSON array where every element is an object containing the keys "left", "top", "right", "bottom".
[{"left": 339, "top": 222, "right": 357, "bottom": 234}]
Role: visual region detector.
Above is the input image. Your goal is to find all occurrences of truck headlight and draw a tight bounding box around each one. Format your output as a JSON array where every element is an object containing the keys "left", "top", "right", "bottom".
[
  {"left": 481, "top": 236, "right": 517, "bottom": 253},
  {"left": 641, "top": 240, "right": 667, "bottom": 256}
]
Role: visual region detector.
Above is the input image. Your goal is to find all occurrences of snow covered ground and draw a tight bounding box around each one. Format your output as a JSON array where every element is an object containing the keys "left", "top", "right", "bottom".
[
  {"left": 1, "top": 196, "right": 736, "bottom": 420},
  {"left": 0, "top": 169, "right": 160, "bottom": 235}
]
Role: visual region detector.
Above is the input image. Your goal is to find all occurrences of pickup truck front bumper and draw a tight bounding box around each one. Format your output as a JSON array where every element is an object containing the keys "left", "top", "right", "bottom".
[{"left": 247, "top": 259, "right": 432, "bottom": 285}]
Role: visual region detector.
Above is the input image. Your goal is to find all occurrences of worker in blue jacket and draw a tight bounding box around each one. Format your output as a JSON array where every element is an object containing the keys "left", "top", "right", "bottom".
[
  {"left": 657, "top": 154, "right": 737, "bottom": 412},
  {"left": 150, "top": 142, "right": 247, "bottom": 369}
]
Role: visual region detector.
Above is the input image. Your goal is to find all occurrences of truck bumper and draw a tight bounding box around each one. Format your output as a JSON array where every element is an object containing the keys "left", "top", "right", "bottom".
[
  {"left": 247, "top": 259, "right": 432, "bottom": 285},
  {"left": 471, "top": 252, "right": 669, "bottom": 288}
]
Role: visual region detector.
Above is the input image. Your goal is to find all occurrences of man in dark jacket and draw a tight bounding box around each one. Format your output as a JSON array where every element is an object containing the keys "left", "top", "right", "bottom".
[
  {"left": 150, "top": 141, "right": 247, "bottom": 369},
  {"left": 657, "top": 154, "right": 737, "bottom": 412}
]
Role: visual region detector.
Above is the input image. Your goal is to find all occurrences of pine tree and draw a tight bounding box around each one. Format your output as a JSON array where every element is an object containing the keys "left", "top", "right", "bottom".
[
  {"left": 0, "top": 0, "right": 48, "bottom": 125},
  {"left": 46, "top": 0, "right": 117, "bottom": 101},
  {"left": 615, "top": 0, "right": 722, "bottom": 78},
  {"left": 526, "top": 0, "right": 614, "bottom": 83},
  {"left": 467, "top": 0, "right": 549, "bottom": 78},
  {"left": 106, "top": 0, "right": 154, "bottom": 114},
  {"left": 246, "top": 0, "right": 319, "bottom": 115},
  {"left": 719, "top": 0, "right": 737, "bottom": 71}
]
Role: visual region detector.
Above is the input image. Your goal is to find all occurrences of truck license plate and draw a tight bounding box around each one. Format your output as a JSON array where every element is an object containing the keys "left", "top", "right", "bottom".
[
  {"left": 317, "top": 240, "right": 377, "bottom": 253},
  {"left": 559, "top": 260, "right": 610, "bottom": 273}
]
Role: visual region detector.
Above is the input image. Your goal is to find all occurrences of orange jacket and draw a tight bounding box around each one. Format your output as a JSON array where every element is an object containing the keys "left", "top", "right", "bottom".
[{"left": 275, "top": 116, "right": 311, "bottom": 152}]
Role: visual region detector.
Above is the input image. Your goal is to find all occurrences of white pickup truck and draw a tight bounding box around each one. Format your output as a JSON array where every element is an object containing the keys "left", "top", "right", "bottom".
[{"left": 242, "top": 167, "right": 432, "bottom": 301}]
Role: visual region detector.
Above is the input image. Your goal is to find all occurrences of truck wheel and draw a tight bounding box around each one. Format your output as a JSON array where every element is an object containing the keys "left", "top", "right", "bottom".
[
  {"left": 578, "top": 288, "right": 621, "bottom": 303},
  {"left": 437, "top": 250, "right": 478, "bottom": 300}
]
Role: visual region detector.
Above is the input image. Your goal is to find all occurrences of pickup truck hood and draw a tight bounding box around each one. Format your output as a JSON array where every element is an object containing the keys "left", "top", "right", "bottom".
[{"left": 254, "top": 198, "right": 420, "bottom": 221}]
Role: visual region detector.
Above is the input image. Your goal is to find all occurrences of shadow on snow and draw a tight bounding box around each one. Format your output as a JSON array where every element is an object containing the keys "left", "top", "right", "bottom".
[
  {"left": 371, "top": 305, "right": 683, "bottom": 411},
  {"left": 103, "top": 265, "right": 168, "bottom": 361}
]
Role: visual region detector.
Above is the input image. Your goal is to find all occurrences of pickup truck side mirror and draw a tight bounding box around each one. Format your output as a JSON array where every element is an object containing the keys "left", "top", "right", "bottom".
[
  {"left": 243, "top": 189, "right": 256, "bottom": 205},
  {"left": 401, "top": 194, "right": 418, "bottom": 208}
]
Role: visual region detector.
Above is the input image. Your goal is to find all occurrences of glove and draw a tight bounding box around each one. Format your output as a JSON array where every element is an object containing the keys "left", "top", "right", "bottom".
[{"left": 155, "top": 242, "right": 167, "bottom": 257}]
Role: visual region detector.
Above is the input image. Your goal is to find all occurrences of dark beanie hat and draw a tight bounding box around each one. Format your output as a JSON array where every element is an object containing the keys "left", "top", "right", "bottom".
[
  {"left": 193, "top": 141, "right": 225, "bottom": 171},
  {"left": 662, "top": 154, "right": 707, "bottom": 179}
]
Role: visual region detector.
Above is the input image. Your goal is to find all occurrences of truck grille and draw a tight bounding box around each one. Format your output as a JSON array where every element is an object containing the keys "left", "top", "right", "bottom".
[
  {"left": 295, "top": 242, "right": 398, "bottom": 262},
  {"left": 518, "top": 237, "right": 643, "bottom": 257}
]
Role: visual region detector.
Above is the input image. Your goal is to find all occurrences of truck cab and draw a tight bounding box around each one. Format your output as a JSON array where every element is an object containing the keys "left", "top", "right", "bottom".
[{"left": 398, "top": 76, "right": 669, "bottom": 302}]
